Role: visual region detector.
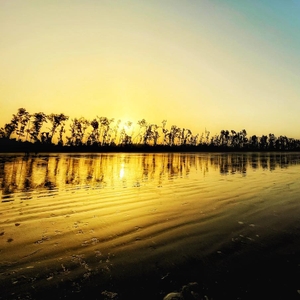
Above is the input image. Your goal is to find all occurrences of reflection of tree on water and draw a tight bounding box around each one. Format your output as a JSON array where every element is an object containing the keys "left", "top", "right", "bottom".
[
  {"left": 23, "top": 156, "right": 34, "bottom": 191},
  {"left": 65, "top": 156, "right": 80, "bottom": 185},
  {"left": 218, "top": 154, "right": 248, "bottom": 175},
  {"left": 1, "top": 153, "right": 300, "bottom": 201},
  {"left": 213, "top": 153, "right": 297, "bottom": 175},
  {"left": 43, "top": 156, "right": 60, "bottom": 190},
  {"left": 250, "top": 153, "right": 259, "bottom": 169}
]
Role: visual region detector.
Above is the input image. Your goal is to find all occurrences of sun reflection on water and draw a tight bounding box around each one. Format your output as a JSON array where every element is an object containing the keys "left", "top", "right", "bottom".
[{"left": 119, "top": 163, "right": 125, "bottom": 179}]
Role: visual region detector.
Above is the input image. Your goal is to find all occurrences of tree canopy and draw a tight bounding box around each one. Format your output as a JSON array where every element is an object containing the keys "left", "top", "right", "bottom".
[{"left": 1, "top": 108, "right": 300, "bottom": 152}]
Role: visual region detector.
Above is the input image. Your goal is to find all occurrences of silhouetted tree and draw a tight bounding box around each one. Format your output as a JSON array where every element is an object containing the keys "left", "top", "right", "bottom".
[
  {"left": 220, "top": 130, "right": 230, "bottom": 147},
  {"left": 268, "top": 133, "right": 276, "bottom": 150},
  {"left": 2, "top": 108, "right": 300, "bottom": 151},
  {"left": 181, "top": 128, "right": 193, "bottom": 146},
  {"left": 98, "top": 117, "right": 114, "bottom": 146},
  {"left": 57, "top": 123, "right": 66, "bottom": 146},
  {"left": 260, "top": 135, "right": 268, "bottom": 150},
  {"left": 230, "top": 130, "right": 238, "bottom": 148},
  {"left": 120, "top": 129, "right": 132, "bottom": 146},
  {"left": 1, "top": 108, "right": 30, "bottom": 140},
  {"left": 111, "top": 119, "right": 121, "bottom": 146},
  {"left": 205, "top": 129, "right": 210, "bottom": 145},
  {"left": 66, "top": 117, "right": 89, "bottom": 146},
  {"left": 198, "top": 132, "right": 204, "bottom": 146},
  {"left": 250, "top": 135, "right": 259, "bottom": 149},
  {"left": 87, "top": 119, "right": 99, "bottom": 146},
  {"left": 15, "top": 108, "right": 31, "bottom": 141},
  {"left": 164, "top": 125, "right": 181, "bottom": 146},
  {"left": 136, "top": 119, "right": 148, "bottom": 144},
  {"left": 29, "top": 112, "right": 47, "bottom": 143},
  {"left": 189, "top": 133, "right": 199, "bottom": 146},
  {"left": 152, "top": 124, "right": 160, "bottom": 146},
  {"left": 144, "top": 124, "right": 154, "bottom": 145},
  {"left": 238, "top": 129, "right": 248, "bottom": 149},
  {"left": 119, "top": 121, "right": 133, "bottom": 146},
  {"left": 44, "top": 113, "right": 69, "bottom": 144},
  {"left": 2, "top": 120, "right": 18, "bottom": 139},
  {"left": 0, "top": 127, "right": 5, "bottom": 138}
]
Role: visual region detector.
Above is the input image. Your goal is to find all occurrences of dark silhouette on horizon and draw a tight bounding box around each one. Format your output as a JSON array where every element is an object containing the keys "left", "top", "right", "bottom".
[{"left": 1, "top": 107, "right": 300, "bottom": 152}]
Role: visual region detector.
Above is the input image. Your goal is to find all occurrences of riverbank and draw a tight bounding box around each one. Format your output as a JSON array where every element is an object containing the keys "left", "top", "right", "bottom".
[{"left": 1, "top": 138, "right": 300, "bottom": 153}]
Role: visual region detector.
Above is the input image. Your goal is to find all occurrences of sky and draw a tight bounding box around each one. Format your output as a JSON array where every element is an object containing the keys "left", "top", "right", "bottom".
[{"left": 1, "top": 0, "right": 300, "bottom": 138}]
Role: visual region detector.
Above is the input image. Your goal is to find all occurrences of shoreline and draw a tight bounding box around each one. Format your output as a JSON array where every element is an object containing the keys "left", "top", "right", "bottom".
[{"left": 1, "top": 139, "right": 300, "bottom": 154}]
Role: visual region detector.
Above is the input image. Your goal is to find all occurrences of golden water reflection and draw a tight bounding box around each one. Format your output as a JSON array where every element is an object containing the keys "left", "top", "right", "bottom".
[
  {"left": 1, "top": 152, "right": 300, "bottom": 201},
  {"left": 1, "top": 152, "right": 300, "bottom": 299}
]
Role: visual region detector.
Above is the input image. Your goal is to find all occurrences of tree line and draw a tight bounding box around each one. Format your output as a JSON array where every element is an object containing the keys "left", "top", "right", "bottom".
[{"left": 1, "top": 108, "right": 300, "bottom": 151}]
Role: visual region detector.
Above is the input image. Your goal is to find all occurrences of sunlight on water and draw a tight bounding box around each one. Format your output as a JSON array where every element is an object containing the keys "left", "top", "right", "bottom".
[{"left": 1, "top": 152, "right": 300, "bottom": 299}]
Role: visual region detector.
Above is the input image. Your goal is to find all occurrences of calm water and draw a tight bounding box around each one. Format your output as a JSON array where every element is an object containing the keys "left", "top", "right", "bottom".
[{"left": 1, "top": 152, "right": 300, "bottom": 299}]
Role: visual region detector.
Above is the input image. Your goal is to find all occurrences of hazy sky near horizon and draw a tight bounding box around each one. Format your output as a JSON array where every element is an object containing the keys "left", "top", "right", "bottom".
[{"left": 1, "top": 0, "right": 300, "bottom": 138}]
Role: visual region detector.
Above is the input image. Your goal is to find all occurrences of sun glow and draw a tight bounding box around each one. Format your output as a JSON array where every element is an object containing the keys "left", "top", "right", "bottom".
[
  {"left": 119, "top": 163, "right": 125, "bottom": 180},
  {"left": 1, "top": 1, "right": 300, "bottom": 138}
]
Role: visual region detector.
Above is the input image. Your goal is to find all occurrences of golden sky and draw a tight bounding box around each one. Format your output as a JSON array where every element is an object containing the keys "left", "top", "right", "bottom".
[{"left": 1, "top": 0, "right": 300, "bottom": 138}]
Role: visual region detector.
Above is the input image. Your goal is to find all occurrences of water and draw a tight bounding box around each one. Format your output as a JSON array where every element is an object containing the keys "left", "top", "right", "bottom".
[{"left": 1, "top": 152, "right": 300, "bottom": 299}]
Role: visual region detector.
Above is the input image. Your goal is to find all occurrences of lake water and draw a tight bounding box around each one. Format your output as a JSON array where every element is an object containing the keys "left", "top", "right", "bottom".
[{"left": 1, "top": 152, "right": 300, "bottom": 299}]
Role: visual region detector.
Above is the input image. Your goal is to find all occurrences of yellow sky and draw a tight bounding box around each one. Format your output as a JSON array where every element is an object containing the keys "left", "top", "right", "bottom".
[{"left": 1, "top": 0, "right": 300, "bottom": 138}]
